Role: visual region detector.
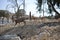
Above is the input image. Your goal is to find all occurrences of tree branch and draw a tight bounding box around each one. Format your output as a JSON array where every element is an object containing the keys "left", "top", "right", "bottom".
[{"left": 48, "top": 1, "right": 60, "bottom": 15}]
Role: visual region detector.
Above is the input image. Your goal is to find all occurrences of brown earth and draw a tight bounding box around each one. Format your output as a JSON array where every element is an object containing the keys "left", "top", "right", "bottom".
[{"left": 0, "top": 19, "right": 60, "bottom": 40}]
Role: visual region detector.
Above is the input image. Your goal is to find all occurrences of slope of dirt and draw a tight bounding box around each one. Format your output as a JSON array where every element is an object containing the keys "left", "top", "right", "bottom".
[
  {"left": 1, "top": 21, "right": 60, "bottom": 40},
  {"left": 0, "top": 18, "right": 60, "bottom": 40}
]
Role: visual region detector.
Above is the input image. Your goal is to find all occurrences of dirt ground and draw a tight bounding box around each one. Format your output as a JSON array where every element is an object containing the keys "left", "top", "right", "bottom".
[{"left": 0, "top": 19, "right": 60, "bottom": 40}]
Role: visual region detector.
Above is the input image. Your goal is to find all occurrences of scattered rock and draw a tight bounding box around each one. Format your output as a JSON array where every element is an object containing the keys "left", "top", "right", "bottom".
[{"left": 0, "top": 35, "right": 21, "bottom": 40}]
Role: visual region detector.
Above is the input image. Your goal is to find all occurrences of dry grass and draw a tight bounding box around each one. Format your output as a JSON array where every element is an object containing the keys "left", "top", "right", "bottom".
[
  {"left": 0, "top": 23, "right": 15, "bottom": 34},
  {"left": 24, "top": 25, "right": 60, "bottom": 40},
  {"left": 0, "top": 18, "right": 60, "bottom": 40}
]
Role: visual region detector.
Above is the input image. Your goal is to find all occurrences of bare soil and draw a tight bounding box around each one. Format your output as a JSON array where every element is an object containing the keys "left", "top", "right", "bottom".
[{"left": 0, "top": 19, "right": 60, "bottom": 40}]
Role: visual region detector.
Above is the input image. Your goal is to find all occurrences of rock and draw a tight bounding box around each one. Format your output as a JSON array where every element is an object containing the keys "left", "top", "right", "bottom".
[
  {"left": 0, "top": 35, "right": 21, "bottom": 40},
  {"left": 38, "top": 32, "right": 50, "bottom": 40}
]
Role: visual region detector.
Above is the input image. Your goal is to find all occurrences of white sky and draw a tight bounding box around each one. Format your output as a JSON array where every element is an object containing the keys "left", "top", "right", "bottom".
[{"left": 0, "top": 0, "right": 60, "bottom": 17}]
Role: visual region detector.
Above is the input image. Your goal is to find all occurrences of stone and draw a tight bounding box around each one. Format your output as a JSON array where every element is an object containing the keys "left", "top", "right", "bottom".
[{"left": 0, "top": 35, "right": 21, "bottom": 40}]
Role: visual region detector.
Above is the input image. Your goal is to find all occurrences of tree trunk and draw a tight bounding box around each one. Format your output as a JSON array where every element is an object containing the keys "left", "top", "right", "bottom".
[
  {"left": 49, "top": 1, "right": 60, "bottom": 15},
  {"left": 49, "top": 1, "right": 60, "bottom": 19},
  {"left": 29, "top": 11, "right": 31, "bottom": 20},
  {"left": 7, "top": 18, "right": 9, "bottom": 23},
  {"left": 2, "top": 17, "right": 4, "bottom": 24}
]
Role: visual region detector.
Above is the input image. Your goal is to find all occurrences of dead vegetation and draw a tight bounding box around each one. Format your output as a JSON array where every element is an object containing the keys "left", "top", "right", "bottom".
[
  {"left": 0, "top": 23, "right": 15, "bottom": 35},
  {"left": 0, "top": 18, "right": 60, "bottom": 40}
]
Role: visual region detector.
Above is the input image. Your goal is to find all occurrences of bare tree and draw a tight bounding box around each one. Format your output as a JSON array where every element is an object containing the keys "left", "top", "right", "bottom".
[
  {"left": 36, "top": 0, "right": 60, "bottom": 18},
  {"left": 7, "top": 0, "right": 25, "bottom": 18}
]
